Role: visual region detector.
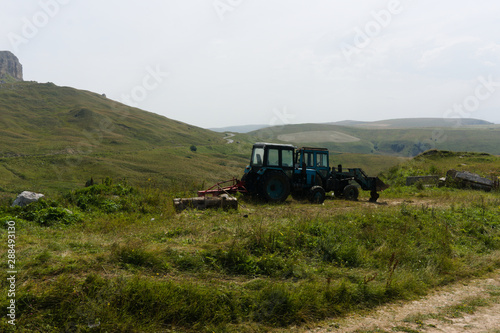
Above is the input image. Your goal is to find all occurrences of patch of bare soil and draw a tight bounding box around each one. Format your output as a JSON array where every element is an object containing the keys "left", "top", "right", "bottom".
[{"left": 305, "top": 270, "right": 500, "bottom": 333}]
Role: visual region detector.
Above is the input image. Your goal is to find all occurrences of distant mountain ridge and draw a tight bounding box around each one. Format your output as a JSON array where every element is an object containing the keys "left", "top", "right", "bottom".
[
  {"left": 209, "top": 118, "right": 494, "bottom": 133},
  {"left": 329, "top": 118, "right": 494, "bottom": 128},
  {"left": 210, "top": 124, "right": 269, "bottom": 133},
  {"left": 248, "top": 120, "right": 500, "bottom": 157}
]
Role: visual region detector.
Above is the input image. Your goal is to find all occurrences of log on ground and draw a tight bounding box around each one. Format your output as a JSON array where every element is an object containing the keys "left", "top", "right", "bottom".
[{"left": 173, "top": 194, "right": 238, "bottom": 212}]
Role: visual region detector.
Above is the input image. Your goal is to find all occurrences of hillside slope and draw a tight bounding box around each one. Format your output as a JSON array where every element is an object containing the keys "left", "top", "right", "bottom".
[
  {"left": 0, "top": 81, "right": 223, "bottom": 156},
  {"left": 0, "top": 81, "right": 252, "bottom": 193}
]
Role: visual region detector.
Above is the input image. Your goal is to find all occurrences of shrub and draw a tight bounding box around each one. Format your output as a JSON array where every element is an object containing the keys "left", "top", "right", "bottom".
[
  {"left": 13, "top": 199, "right": 82, "bottom": 226},
  {"left": 29, "top": 207, "right": 81, "bottom": 226},
  {"left": 65, "top": 181, "right": 133, "bottom": 212}
]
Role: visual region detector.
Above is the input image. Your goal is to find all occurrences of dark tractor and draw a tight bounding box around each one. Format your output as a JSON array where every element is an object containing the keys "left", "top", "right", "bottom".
[
  {"left": 242, "top": 142, "right": 388, "bottom": 204},
  {"left": 241, "top": 143, "right": 296, "bottom": 203}
]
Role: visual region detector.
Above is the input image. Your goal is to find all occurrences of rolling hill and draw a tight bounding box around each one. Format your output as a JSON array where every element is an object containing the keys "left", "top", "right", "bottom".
[
  {"left": 209, "top": 124, "right": 269, "bottom": 133},
  {"left": 0, "top": 81, "right": 224, "bottom": 156},
  {"left": 329, "top": 118, "right": 493, "bottom": 128},
  {"left": 250, "top": 121, "right": 500, "bottom": 157},
  {"left": 0, "top": 81, "right": 253, "bottom": 194},
  {"left": 209, "top": 118, "right": 494, "bottom": 133}
]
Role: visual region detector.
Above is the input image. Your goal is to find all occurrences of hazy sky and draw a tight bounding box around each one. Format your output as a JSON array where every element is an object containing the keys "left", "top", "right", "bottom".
[{"left": 2, "top": 0, "right": 499, "bottom": 128}]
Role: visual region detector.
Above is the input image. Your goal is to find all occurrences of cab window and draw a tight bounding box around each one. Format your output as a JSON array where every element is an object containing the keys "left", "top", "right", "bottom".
[
  {"left": 317, "top": 153, "right": 328, "bottom": 167},
  {"left": 282, "top": 149, "right": 293, "bottom": 167},
  {"left": 251, "top": 147, "right": 264, "bottom": 166},
  {"left": 268, "top": 149, "right": 279, "bottom": 166},
  {"left": 304, "top": 152, "right": 314, "bottom": 167}
]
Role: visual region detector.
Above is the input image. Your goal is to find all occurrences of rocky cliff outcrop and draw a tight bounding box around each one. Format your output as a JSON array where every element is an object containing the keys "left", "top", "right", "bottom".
[{"left": 0, "top": 51, "right": 23, "bottom": 81}]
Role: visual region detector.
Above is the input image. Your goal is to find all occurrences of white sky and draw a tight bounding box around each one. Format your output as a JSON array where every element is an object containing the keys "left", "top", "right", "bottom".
[{"left": 1, "top": 0, "right": 499, "bottom": 128}]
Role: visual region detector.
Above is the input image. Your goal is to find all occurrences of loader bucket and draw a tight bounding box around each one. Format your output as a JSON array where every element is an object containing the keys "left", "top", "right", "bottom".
[{"left": 375, "top": 177, "right": 390, "bottom": 191}]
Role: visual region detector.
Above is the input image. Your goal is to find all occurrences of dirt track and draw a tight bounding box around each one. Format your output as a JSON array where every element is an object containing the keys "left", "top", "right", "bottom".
[{"left": 305, "top": 270, "right": 500, "bottom": 333}]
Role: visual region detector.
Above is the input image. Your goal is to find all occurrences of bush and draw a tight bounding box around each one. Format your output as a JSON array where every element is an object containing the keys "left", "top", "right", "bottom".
[
  {"left": 4, "top": 199, "right": 82, "bottom": 226},
  {"left": 65, "top": 181, "right": 134, "bottom": 213},
  {"left": 28, "top": 206, "right": 81, "bottom": 226}
]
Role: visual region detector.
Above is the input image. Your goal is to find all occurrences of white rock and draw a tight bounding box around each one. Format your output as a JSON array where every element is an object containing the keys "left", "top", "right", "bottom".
[{"left": 12, "top": 191, "right": 45, "bottom": 207}]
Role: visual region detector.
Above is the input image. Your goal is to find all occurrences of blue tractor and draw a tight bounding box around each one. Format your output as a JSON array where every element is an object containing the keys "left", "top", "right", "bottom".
[{"left": 241, "top": 142, "right": 388, "bottom": 204}]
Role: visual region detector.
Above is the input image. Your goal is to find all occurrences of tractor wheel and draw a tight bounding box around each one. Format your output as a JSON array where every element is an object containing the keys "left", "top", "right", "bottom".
[
  {"left": 308, "top": 186, "right": 326, "bottom": 204},
  {"left": 369, "top": 191, "right": 379, "bottom": 203},
  {"left": 343, "top": 185, "right": 359, "bottom": 201},
  {"left": 261, "top": 171, "right": 291, "bottom": 203}
]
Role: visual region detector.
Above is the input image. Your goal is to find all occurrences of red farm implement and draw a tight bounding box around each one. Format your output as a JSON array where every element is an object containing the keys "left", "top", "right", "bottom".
[{"left": 197, "top": 177, "right": 247, "bottom": 197}]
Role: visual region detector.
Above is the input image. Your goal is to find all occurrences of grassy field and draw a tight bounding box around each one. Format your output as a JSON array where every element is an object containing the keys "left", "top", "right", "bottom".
[
  {"left": 277, "top": 131, "right": 360, "bottom": 143},
  {"left": 1, "top": 152, "right": 500, "bottom": 332},
  {"left": 333, "top": 153, "right": 408, "bottom": 176},
  {"left": 2, "top": 81, "right": 500, "bottom": 332},
  {"left": 0, "top": 143, "right": 403, "bottom": 196},
  {"left": 0, "top": 143, "right": 253, "bottom": 195}
]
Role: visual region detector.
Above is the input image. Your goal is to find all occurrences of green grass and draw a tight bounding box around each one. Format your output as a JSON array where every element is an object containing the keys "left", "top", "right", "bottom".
[
  {"left": 333, "top": 152, "right": 408, "bottom": 176},
  {"left": 1, "top": 177, "right": 500, "bottom": 332}
]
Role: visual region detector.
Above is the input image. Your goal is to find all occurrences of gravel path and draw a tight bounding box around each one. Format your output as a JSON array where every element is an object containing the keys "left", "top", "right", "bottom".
[{"left": 305, "top": 270, "right": 500, "bottom": 333}]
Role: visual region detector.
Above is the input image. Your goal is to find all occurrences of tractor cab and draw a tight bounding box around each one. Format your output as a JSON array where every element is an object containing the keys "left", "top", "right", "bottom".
[
  {"left": 242, "top": 143, "right": 296, "bottom": 200},
  {"left": 246, "top": 143, "right": 296, "bottom": 174},
  {"left": 290, "top": 147, "right": 331, "bottom": 193},
  {"left": 295, "top": 147, "right": 330, "bottom": 179}
]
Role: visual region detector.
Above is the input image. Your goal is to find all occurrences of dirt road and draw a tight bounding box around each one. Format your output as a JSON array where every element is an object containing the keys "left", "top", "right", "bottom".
[{"left": 306, "top": 270, "right": 500, "bottom": 333}]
